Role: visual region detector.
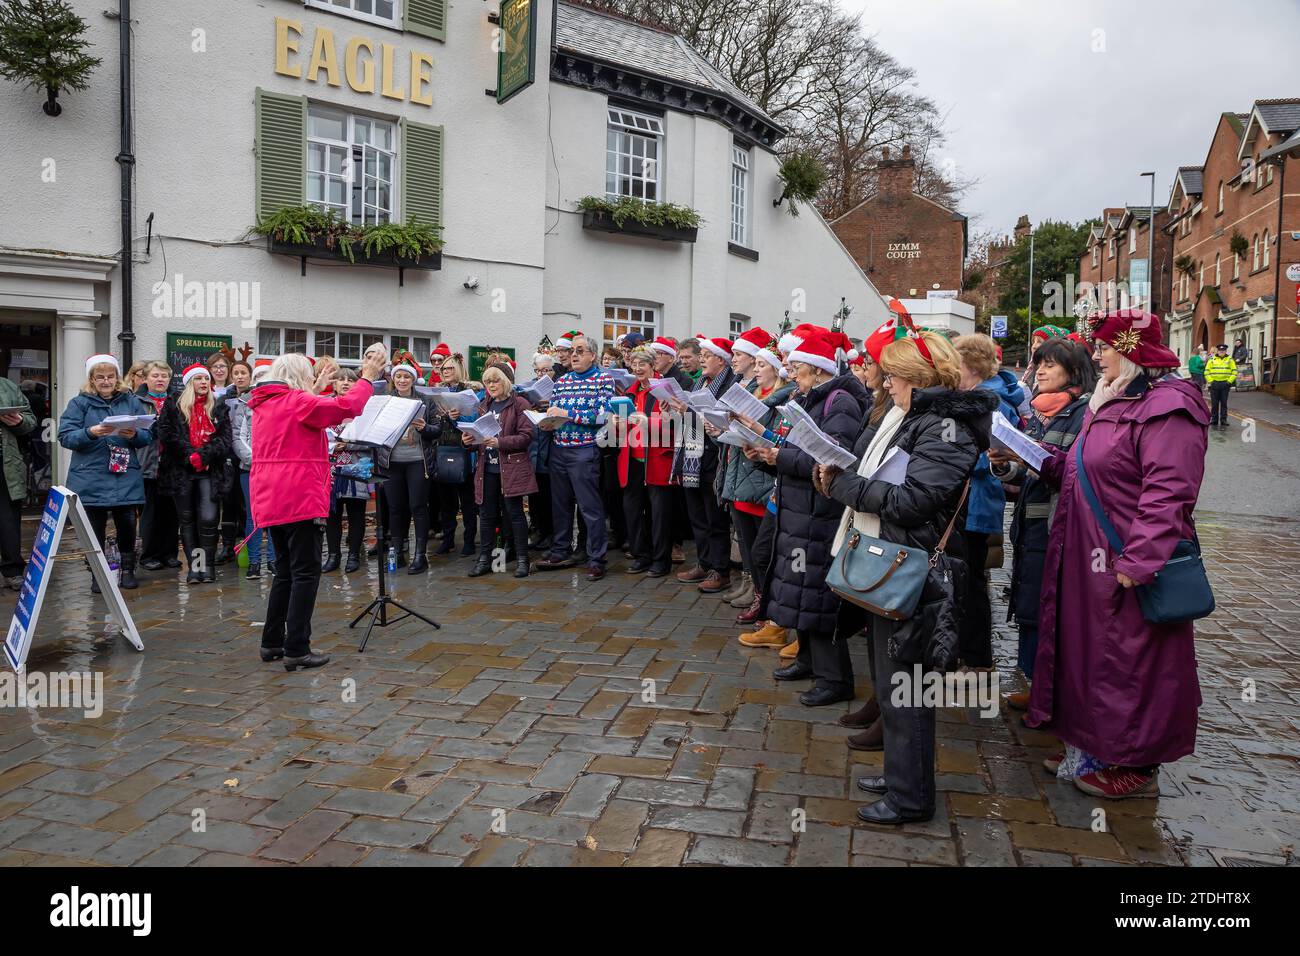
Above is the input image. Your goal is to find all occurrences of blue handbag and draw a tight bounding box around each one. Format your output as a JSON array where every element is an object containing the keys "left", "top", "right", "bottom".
[
  {"left": 827, "top": 481, "right": 969, "bottom": 621},
  {"left": 1074, "top": 431, "right": 1214, "bottom": 624}
]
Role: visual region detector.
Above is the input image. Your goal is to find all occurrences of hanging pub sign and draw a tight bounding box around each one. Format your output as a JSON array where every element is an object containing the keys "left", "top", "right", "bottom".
[
  {"left": 468, "top": 345, "right": 517, "bottom": 382},
  {"left": 496, "top": 0, "right": 536, "bottom": 104},
  {"left": 166, "top": 332, "right": 233, "bottom": 391}
]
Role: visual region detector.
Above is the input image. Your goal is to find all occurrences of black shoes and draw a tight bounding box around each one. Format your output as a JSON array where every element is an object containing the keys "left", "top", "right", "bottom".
[
  {"left": 645, "top": 567, "right": 668, "bottom": 578},
  {"left": 856, "top": 799, "right": 932, "bottom": 826},
  {"left": 260, "top": 647, "right": 285, "bottom": 662},
  {"left": 140, "top": 557, "right": 165, "bottom": 571},
  {"left": 514, "top": 559, "right": 530, "bottom": 579},
  {"left": 856, "top": 775, "right": 888, "bottom": 795},
  {"left": 460, "top": 539, "right": 477, "bottom": 556},
  {"left": 186, "top": 569, "right": 203, "bottom": 585},
  {"left": 89, "top": 571, "right": 101, "bottom": 595},
  {"left": 164, "top": 556, "right": 182, "bottom": 569},
  {"left": 773, "top": 661, "right": 814, "bottom": 681},
  {"left": 468, "top": 557, "right": 492, "bottom": 577},
  {"left": 119, "top": 563, "right": 138, "bottom": 590},
  {"left": 407, "top": 553, "right": 428, "bottom": 574},
  {"left": 534, "top": 557, "right": 576, "bottom": 571},
  {"left": 322, "top": 553, "right": 341, "bottom": 573},
  {"left": 434, "top": 537, "right": 455, "bottom": 556},
  {"left": 344, "top": 552, "right": 361, "bottom": 573},
  {"left": 799, "top": 685, "right": 854, "bottom": 707},
  {"left": 585, "top": 565, "right": 606, "bottom": 582},
  {"left": 246, "top": 563, "right": 262, "bottom": 580},
  {"left": 283, "top": 652, "right": 329, "bottom": 672},
  {"left": 626, "top": 559, "right": 652, "bottom": 574}
]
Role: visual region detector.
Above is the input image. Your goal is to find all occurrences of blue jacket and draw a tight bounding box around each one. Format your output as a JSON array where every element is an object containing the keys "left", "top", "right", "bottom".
[
  {"left": 965, "top": 375, "right": 1025, "bottom": 534},
  {"left": 57, "top": 391, "right": 154, "bottom": 507}
]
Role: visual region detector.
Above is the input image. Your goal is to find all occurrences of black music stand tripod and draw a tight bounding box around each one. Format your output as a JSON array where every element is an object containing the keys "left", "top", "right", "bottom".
[{"left": 350, "top": 473, "right": 440, "bottom": 652}]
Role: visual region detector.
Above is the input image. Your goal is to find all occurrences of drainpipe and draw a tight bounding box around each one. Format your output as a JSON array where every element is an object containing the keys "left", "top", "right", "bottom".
[
  {"left": 115, "top": 0, "right": 135, "bottom": 365},
  {"left": 1269, "top": 156, "right": 1286, "bottom": 377}
]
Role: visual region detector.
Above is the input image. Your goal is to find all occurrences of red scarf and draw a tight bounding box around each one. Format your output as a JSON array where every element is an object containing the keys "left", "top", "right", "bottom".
[{"left": 188, "top": 399, "right": 215, "bottom": 454}]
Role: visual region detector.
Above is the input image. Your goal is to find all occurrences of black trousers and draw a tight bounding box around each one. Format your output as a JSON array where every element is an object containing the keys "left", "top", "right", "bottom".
[
  {"left": 548, "top": 443, "right": 606, "bottom": 565},
  {"left": 173, "top": 476, "right": 218, "bottom": 568},
  {"left": 874, "top": 624, "right": 936, "bottom": 817},
  {"left": 84, "top": 505, "right": 138, "bottom": 567},
  {"left": 437, "top": 476, "right": 478, "bottom": 544},
  {"left": 263, "top": 520, "right": 322, "bottom": 658},
  {"left": 219, "top": 471, "right": 244, "bottom": 550},
  {"left": 387, "top": 459, "right": 430, "bottom": 553},
  {"left": 671, "top": 485, "right": 690, "bottom": 547},
  {"left": 528, "top": 473, "right": 553, "bottom": 544},
  {"left": 1209, "top": 381, "right": 1231, "bottom": 425},
  {"left": 600, "top": 449, "right": 627, "bottom": 547},
  {"left": 683, "top": 467, "right": 730, "bottom": 572},
  {"left": 478, "top": 470, "right": 529, "bottom": 560},
  {"left": 327, "top": 497, "right": 366, "bottom": 556},
  {"left": 0, "top": 493, "right": 23, "bottom": 578},
  {"left": 426, "top": 478, "right": 442, "bottom": 537},
  {"left": 795, "top": 626, "right": 854, "bottom": 694},
  {"left": 139, "top": 477, "right": 179, "bottom": 563},
  {"left": 731, "top": 507, "right": 761, "bottom": 576},
  {"left": 958, "top": 530, "right": 992, "bottom": 668},
  {"left": 622, "top": 457, "right": 672, "bottom": 573}
]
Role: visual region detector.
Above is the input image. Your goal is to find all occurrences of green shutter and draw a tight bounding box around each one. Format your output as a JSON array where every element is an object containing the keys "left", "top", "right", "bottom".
[
  {"left": 401, "top": 118, "right": 443, "bottom": 228},
  {"left": 405, "top": 0, "right": 447, "bottom": 41},
  {"left": 255, "top": 88, "right": 307, "bottom": 222}
]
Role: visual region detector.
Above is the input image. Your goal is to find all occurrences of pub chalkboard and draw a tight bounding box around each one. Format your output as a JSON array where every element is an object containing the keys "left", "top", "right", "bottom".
[{"left": 165, "top": 332, "right": 232, "bottom": 391}]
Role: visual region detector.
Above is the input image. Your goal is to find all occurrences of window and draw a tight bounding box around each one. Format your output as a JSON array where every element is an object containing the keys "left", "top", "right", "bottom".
[
  {"left": 1128, "top": 228, "right": 1137, "bottom": 254},
  {"left": 306, "top": 0, "right": 398, "bottom": 29},
  {"left": 1253, "top": 234, "right": 1260, "bottom": 271},
  {"left": 730, "top": 145, "right": 750, "bottom": 245},
  {"left": 257, "top": 326, "right": 438, "bottom": 366},
  {"left": 603, "top": 301, "right": 659, "bottom": 348},
  {"left": 1233, "top": 252, "right": 1240, "bottom": 280},
  {"left": 1091, "top": 246, "right": 1098, "bottom": 268},
  {"left": 729, "top": 314, "right": 749, "bottom": 340},
  {"left": 1214, "top": 253, "right": 1221, "bottom": 286},
  {"left": 308, "top": 105, "right": 397, "bottom": 226},
  {"left": 1217, "top": 182, "right": 1224, "bottom": 213},
  {"left": 606, "top": 107, "right": 663, "bottom": 201},
  {"left": 1266, "top": 164, "right": 1274, "bottom": 185},
  {"left": 1108, "top": 237, "right": 1115, "bottom": 259}
]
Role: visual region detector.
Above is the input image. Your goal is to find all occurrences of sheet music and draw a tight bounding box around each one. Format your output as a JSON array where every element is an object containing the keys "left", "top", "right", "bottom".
[
  {"left": 457, "top": 411, "right": 501, "bottom": 442},
  {"left": 524, "top": 409, "right": 568, "bottom": 428},
  {"left": 432, "top": 390, "right": 479, "bottom": 417},
  {"left": 720, "top": 383, "right": 768, "bottom": 421},
  {"left": 717, "top": 419, "right": 775, "bottom": 448},
  {"left": 867, "top": 447, "right": 909, "bottom": 485},
  {"left": 100, "top": 414, "right": 157, "bottom": 435},
  {"left": 777, "top": 402, "right": 857, "bottom": 469},
  {"left": 605, "top": 368, "right": 635, "bottom": 390},
  {"left": 648, "top": 377, "right": 687, "bottom": 404},
  {"left": 991, "top": 414, "right": 1049, "bottom": 471},
  {"left": 515, "top": 376, "right": 555, "bottom": 404},
  {"left": 339, "top": 396, "right": 423, "bottom": 446}
]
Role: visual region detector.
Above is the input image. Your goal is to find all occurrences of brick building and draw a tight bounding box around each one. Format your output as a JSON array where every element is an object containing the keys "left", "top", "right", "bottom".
[
  {"left": 966, "top": 214, "right": 1031, "bottom": 319},
  {"left": 1163, "top": 100, "right": 1300, "bottom": 387},
  {"left": 1078, "top": 204, "right": 1175, "bottom": 327},
  {"left": 830, "top": 145, "right": 968, "bottom": 300}
]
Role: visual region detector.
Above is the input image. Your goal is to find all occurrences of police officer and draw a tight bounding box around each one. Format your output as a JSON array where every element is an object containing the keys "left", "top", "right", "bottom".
[{"left": 1204, "top": 343, "right": 1237, "bottom": 428}]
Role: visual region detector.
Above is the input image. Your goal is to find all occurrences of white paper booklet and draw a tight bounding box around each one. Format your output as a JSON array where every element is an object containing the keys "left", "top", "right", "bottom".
[
  {"left": 991, "top": 414, "right": 1049, "bottom": 471},
  {"left": 777, "top": 402, "right": 857, "bottom": 469},
  {"left": 515, "top": 376, "right": 555, "bottom": 404},
  {"left": 604, "top": 368, "right": 635, "bottom": 390},
  {"left": 867, "top": 447, "right": 910, "bottom": 485},
  {"left": 717, "top": 419, "right": 775, "bottom": 448},
  {"left": 457, "top": 412, "right": 501, "bottom": 442},
  {"left": 524, "top": 409, "right": 569, "bottom": 428},
  {"left": 720, "top": 383, "right": 768, "bottom": 421},
  {"left": 431, "top": 390, "right": 480, "bottom": 417},
  {"left": 100, "top": 414, "right": 156, "bottom": 435},
  {"left": 648, "top": 377, "right": 688, "bottom": 404},
  {"left": 339, "top": 396, "right": 423, "bottom": 446}
]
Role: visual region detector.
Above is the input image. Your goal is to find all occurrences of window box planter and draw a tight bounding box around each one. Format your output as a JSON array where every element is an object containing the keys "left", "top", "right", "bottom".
[
  {"left": 266, "top": 236, "right": 441, "bottom": 285},
  {"left": 581, "top": 210, "right": 698, "bottom": 243}
]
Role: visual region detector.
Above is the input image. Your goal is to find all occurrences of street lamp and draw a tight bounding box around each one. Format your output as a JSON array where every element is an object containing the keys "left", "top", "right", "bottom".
[{"left": 1141, "top": 171, "right": 1155, "bottom": 311}]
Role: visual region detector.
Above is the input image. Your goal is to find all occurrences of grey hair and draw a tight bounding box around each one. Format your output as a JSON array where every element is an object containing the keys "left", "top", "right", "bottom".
[{"left": 267, "top": 353, "right": 315, "bottom": 391}]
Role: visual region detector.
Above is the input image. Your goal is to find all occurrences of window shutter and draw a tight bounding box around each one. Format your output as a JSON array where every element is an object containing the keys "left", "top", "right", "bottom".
[
  {"left": 255, "top": 88, "right": 307, "bottom": 222},
  {"left": 400, "top": 118, "right": 443, "bottom": 228},
  {"left": 405, "top": 0, "right": 447, "bottom": 41}
]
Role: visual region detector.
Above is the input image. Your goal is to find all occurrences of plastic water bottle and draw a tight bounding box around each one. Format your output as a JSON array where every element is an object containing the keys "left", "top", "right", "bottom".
[{"left": 387, "top": 547, "right": 397, "bottom": 574}]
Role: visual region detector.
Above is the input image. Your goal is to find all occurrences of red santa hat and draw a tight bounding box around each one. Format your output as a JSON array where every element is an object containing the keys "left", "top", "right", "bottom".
[
  {"left": 391, "top": 354, "right": 422, "bottom": 379},
  {"left": 181, "top": 362, "right": 210, "bottom": 386},
  {"left": 430, "top": 343, "right": 451, "bottom": 361},
  {"left": 85, "top": 353, "right": 120, "bottom": 377},
  {"left": 754, "top": 347, "right": 789, "bottom": 379},
  {"left": 846, "top": 349, "right": 865, "bottom": 367},
  {"left": 556, "top": 329, "right": 583, "bottom": 349},
  {"left": 787, "top": 333, "right": 839, "bottom": 376},
  {"left": 649, "top": 336, "right": 678, "bottom": 357},
  {"left": 731, "top": 328, "right": 773, "bottom": 358},
  {"left": 777, "top": 323, "right": 827, "bottom": 356},
  {"left": 699, "top": 337, "right": 734, "bottom": 360},
  {"left": 864, "top": 317, "right": 907, "bottom": 362}
]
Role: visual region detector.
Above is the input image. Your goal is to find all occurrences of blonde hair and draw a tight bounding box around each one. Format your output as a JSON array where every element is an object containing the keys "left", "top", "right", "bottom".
[
  {"left": 145, "top": 360, "right": 172, "bottom": 377},
  {"left": 880, "top": 332, "right": 962, "bottom": 390},
  {"left": 437, "top": 355, "right": 466, "bottom": 381},
  {"left": 626, "top": 346, "right": 655, "bottom": 367},
  {"left": 268, "top": 353, "right": 316, "bottom": 392},
  {"left": 481, "top": 365, "right": 511, "bottom": 392},
  {"left": 82, "top": 362, "right": 127, "bottom": 396},
  {"left": 125, "top": 361, "right": 148, "bottom": 384},
  {"left": 951, "top": 333, "right": 999, "bottom": 382},
  {"left": 177, "top": 377, "right": 216, "bottom": 423}
]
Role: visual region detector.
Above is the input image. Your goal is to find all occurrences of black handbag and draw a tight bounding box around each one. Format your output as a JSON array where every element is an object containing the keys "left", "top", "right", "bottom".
[
  {"left": 434, "top": 446, "right": 471, "bottom": 484},
  {"left": 1074, "top": 430, "right": 1214, "bottom": 624}
]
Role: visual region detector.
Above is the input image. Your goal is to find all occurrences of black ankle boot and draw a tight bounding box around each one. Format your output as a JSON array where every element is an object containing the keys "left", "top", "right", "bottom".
[
  {"left": 345, "top": 551, "right": 361, "bottom": 573},
  {"left": 407, "top": 552, "right": 428, "bottom": 574},
  {"left": 119, "top": 557, "right": 138, "bottom": 590},
  {"left": 514, "top": 556, "right": 530, "bottom": 578},
  {"left": 322, "top": 553, "right": 340, "bottom": 573},
  {"left": 468, "top": 554, "right": 492, "bottom": 577},
  {"left": 435, "top": 534, "right": 455, "bottom": 555}
]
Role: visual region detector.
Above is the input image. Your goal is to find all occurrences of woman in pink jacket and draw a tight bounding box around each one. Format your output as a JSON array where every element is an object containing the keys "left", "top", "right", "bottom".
[{"left": 248, "top": 348, "right": 386, "bottom": 671}]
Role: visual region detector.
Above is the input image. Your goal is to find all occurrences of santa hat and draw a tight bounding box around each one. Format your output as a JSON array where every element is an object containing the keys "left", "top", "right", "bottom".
[
  {"left": 864, "top": 317, "right": 907, "bottom": 362},
  {"left": 822, "top": 331, "right": 854, "bottom": 361},
  {"left": 251, "top": 361, "right": 272, "bottom": 383},
  {"left": 391, "top": 354, "right": 422, "bottom": 379},
  {"left": 787, "top": 333, "right": 839, "bottom": 376},
  {"left": 85, "top": 353, "right": 120, "bottom": 377},
  {"left": 777, "top": 323, "right": 826, "bottom": 356},
  {"left": 181, "top": 362, "right": 210, "bottom": 386},
  {"left": 732, "top": 328, "right": 773, "bottom": 358},
  {"left": 846, "top": 349, "right": 865, "bottom": 368},
  {"left": 556, "top": 329, "right": 583, "bottom": 350},
  {"left": 649, "top": 336, "right": 678, "bottom": 357},
  {"left": 699, "top": 337, "right": 734, "bottom": 360},
  {"left": 533, "top": 351, "right": 556, "bottom": 367},
  {"left": 754, "top": 347, "right": 789, "bottom": 379},
  {"left": 430, "top": 343, "right": 451, "bottom": 361}
]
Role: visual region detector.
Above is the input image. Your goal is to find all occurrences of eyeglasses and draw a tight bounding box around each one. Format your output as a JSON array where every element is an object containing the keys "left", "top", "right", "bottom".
[
  {"left": 572, "top": 347, "right": 592, "bottom": 355},
  {"left": 882, "top": 374, "right": 893, "bottom": 387}
]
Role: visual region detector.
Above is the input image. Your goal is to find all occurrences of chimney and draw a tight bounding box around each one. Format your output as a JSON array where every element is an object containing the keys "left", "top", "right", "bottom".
[
  {"left": 1013, "top": 214, "right": 1031, "bottom": 239},
  {"left": 877, "top": 144, "right": 915, "bottom": 197}
]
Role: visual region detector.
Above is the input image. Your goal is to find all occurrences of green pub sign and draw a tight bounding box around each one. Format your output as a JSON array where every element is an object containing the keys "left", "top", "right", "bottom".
[
  {"left": 468, "top": 345, "right": 516, "bottom": 383},
  {"left": 496, "top": 0, "right": 536, "bottom": 104},
  {"left": 165, "top": 332, "right": 233, "bottom": 389}
]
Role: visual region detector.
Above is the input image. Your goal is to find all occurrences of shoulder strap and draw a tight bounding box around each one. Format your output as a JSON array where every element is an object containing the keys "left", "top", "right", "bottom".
[
  {"left": 824, "top": 388, "right": 848, "bottom": 417},
  {"left": 1073, "top": 429, "right": 1125, "bottom": 554},
  {"left": 932, "top": 479, "right": 971, "bottom": 563}
]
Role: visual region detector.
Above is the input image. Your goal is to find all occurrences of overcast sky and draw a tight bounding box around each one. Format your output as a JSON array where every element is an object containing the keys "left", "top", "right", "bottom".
[{"left": 845, "top": 0, "right": 1300, "bottom": 241}]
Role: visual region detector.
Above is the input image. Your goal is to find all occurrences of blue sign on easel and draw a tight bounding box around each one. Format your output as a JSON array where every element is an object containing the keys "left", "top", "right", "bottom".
[
  {"left": 4, "top": 486, "right": 143, "bottom": 673},
  {"left": 991, "top": 315, "right": 1008, "bottom": 339}
]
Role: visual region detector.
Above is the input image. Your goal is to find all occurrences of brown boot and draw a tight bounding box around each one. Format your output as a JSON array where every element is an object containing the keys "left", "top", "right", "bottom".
[
  {"left": 735, "top": 590, "right": 762, "bottom": 625},
  {"left": 845, "top": 716, "right": 883, "bottom": 751},
  {"left": 839, "top": 696, "right": 881, "bottom": 729},
  {"left": 698, "top": 571, "right": 730, "bottom": 594},
  {"left": 739, "top": 622, "right": 788, "bottom": 648},
  {"left": 778, "top": 638, "right": 799, "bottom": 660},
  {"left": 676, "top": 564, "right": 707, "bottom": 583}
]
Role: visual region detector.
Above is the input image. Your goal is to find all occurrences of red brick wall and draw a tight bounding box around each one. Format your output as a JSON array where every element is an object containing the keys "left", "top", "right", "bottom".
[{"left": 832, "top": 192, "right": 966, "bottom": 299}]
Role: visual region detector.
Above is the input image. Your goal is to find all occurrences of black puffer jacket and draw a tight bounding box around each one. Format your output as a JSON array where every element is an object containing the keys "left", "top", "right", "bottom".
[
  {"left": 762, "top": 372, "right": 869, "bottom": 634},
  {"left": 825, "top": 386, "right": 995, "bottom": 558},
  {"left": 156, "top": 394, "right": 234, "bottom": 500}
]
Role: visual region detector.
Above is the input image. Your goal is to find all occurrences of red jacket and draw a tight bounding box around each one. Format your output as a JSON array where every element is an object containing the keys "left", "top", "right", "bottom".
[
  {"left": 617, "top": 378, "right": 674, "bottom": 487},
  {"left": 248, "top": 379, "right": 374, "bottom": 527}
]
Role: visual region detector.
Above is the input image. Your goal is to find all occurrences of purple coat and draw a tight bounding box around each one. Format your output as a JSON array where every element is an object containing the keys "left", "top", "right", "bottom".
[
  {"left": 1025, "top": 375, "right": 1209, "bottom": 767},
  {"left": 473, "top": 394, "right": 538, "bottom": 503}
]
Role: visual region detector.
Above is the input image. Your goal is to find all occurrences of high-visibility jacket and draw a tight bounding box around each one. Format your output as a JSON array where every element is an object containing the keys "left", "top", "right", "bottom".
[{"left": 1204, "top": 355, "right": 1237, "bottom": 384}]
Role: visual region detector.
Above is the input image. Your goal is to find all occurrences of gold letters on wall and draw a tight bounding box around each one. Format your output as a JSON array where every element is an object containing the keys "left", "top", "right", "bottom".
[{"left": 275, "top": 17, "right": 434, "bottom": 107}]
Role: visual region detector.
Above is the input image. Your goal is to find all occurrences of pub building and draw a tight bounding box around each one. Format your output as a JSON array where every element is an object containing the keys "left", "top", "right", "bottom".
[{"left": 0, "top": 0, "right": 887, "bottom": 483}]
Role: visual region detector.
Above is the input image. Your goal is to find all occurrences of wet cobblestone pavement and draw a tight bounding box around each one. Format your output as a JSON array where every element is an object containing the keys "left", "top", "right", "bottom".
[{"left": 1, "top": 504, "right": 1297, "bottom": 867}]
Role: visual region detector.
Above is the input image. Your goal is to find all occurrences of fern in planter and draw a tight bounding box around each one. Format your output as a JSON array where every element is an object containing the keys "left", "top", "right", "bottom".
[
  {"left": 1229, "top": 230, "right": 1248, "bottom": 259},
  {"left": 359, "top": 218, "right": 443, "bottom": 260},
  {"left": 774, "top": 151, "right": 825, "bottom": 217},
  {"left": 251, "top": 206, "right": 443, "bottom": 264},
  {"left": 576, "top": 195, "right": 703, "bottom": 230},
  {"left": 1175, "top": 254, "right": 1196, "bottom": 277},
  {"left": 0, "top": 0, "right": 101, "bottom": 116}
]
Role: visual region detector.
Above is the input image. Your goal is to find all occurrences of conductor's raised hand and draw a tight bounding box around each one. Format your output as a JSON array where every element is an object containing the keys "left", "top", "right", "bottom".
[{"left": 360, "top": 347, "right": 388, "bottom": 381}]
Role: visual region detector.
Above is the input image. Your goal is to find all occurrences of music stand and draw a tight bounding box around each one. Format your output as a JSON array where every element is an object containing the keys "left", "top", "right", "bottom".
[{"left": 346, "top": 440, "right": 440, "bottom": 652}]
